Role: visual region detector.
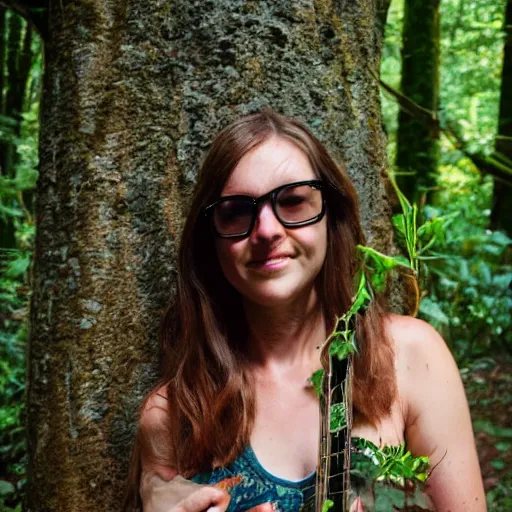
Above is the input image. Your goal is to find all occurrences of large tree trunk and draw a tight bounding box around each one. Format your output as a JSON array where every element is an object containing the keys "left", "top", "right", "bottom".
[
  {"left": 395, "top": 0, "right": 440, "bottom": 204},
  {"left": 491, "top": 0, "right": 512, "bottom": 236},
  {"left": 27, "top": 1, "right": 394, "bottom": 510}
]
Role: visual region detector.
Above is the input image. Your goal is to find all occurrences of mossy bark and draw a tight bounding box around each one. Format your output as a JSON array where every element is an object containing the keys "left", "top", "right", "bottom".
[
  {"left": 27, "top": 1, "right": 394, "bottom": 510},
  {"left": 395, "top": 0, "right": 440, "bottom": 203},
  {"left": 491, "top": 0, "right": 512, "bottom": 236}
]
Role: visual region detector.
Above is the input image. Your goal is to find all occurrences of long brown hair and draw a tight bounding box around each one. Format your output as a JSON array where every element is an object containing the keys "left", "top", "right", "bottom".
[{"left": 125, "top": 109, "right": 396, "bottom": 508}]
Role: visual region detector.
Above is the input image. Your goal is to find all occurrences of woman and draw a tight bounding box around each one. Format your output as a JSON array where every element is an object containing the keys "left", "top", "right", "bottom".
[{"left": 125, "top": 110, "right": 485, "bottom": 512}]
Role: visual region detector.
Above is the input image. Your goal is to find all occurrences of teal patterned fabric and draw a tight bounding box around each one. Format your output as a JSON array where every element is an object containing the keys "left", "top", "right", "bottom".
[
  {"left": 191, "top": 446, "right": 316, "bottom": 512},
  {"left": 191, "top": 439, "right": 433, "bottom": 511}
]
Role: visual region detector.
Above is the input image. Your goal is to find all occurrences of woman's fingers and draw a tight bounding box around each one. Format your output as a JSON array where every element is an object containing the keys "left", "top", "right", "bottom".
[
  {"left": 176, "top": 486, "right": 230, "bottom": 512},
  {"left": 246, "top": 503, "right": 275, "bottom": 512},
  {"left": 349, "top": 496, "right": 364, "bottom": 512}
]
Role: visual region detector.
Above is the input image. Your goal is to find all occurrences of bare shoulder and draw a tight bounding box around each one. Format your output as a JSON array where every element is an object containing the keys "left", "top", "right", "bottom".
[
  {"left": 384, "top": 313, "right": 461, "bottom": 414},
  {"left": 138, "top": 384, "right": 177, "bottom": 481},
  {"left": 385, "top": 313, "right": 448, "bottom": 351},
  {"left": 140, "top": 385, "right": 170, "bottom": 428},
  {"left": 384, "top": 313, "right": 455, "bottom": 376},
  {"left": 384, "top": 314, "right": 485, "bottom": 511}
]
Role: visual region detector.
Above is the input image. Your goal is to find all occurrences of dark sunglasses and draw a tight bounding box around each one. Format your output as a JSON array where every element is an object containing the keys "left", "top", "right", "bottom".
[{"left": 203, "top": 180, "right": 326, "bottom": 238}]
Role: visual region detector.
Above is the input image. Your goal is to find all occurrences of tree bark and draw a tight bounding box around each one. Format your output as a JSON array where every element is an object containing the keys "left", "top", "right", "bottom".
[
  {"left": 395, "top": 0, "right": 440, "bottom": 204},
  {"left": 27, "top": 1, "right": 394, "bottom": 510},
  {"left": 491, "top": 0, "right": 512, "bottom": 236}
]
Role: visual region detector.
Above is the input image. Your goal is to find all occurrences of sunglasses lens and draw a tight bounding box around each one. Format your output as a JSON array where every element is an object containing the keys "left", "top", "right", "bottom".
[
  {"left": 213, "top": 199, "right": 254, "bottom": 236},
  {"left": 275, "top": 184, "right": 323, "bottom": 224}
]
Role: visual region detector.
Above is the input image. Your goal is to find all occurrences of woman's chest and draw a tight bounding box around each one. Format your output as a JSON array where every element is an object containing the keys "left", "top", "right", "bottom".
[
  {"left": 250, "top": 381, "right": 407, "bottom": 482},
  {"left": 250, "top": 380, "right": 319, "bottom": 481}
]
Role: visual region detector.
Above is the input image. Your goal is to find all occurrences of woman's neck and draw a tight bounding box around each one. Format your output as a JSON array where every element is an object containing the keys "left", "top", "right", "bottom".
[{"left": 243, "top": 290, "right": 326, "bottom": 370}]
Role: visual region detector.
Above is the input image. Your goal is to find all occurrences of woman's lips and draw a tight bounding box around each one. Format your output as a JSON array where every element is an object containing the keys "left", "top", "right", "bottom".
[{"left": 248, "top": 255, "right": 291, "bottom": 271}]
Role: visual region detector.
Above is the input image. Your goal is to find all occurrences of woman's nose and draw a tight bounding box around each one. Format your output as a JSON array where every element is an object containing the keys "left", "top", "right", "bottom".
[{"left": 250, "top": 203, "right": 285, "bottom": 243}]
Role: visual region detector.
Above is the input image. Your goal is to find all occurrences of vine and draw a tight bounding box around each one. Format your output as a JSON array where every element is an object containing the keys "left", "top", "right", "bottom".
[{"left": 311, "top": 174, "right": 454, "bottom": 511}]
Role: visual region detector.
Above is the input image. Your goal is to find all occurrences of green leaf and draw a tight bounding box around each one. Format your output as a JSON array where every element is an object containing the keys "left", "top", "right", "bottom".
[
  {"left": 350, "top": 271, "right": 372, "bottom": 313},
  {"left": 358, "top": 245, "right": 411, "bottom": 271},
  {"left": 330, "top": 402, "right": 346, "bottom": 432},
  {"left": 392, "top": 213, "right": 407, "bottom": 236},
  {"left": 0, "top": 203, "right": 23, "bottom": 218},
  {"left": 1, "top": 254, "right": 31, "bottom": 278},
  {"left": 490, "top": 459, "right": 505, "bottom": 470},
  {"left": 419, "top": 297, "right": 449, "bottom": 325},
  {"left": 492, "top": 273, "right": 512, "bottom": 290},
  {"left": 329, "top": 335, "right": 356, "bottom": 360},
  {"left": 494, "top": 441, "right": 511, "bottom": 452},
  {"left": 0, "top": 480, "right": 15, "bottom": 496},
  {"left": 309, "top": 369, "right": 324, "bottom": 398},
  {"left": 321, "top": 499, "right": 334, "bottom": 512},
  {"left": 490, "top": 231, "right": 512, "bottom": 247},
  {"left": 473, "top": 420, "right": 512, "bottom": 438}
]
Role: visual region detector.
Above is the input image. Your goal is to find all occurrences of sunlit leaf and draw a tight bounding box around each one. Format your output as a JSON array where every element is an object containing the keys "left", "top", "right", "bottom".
[
  {"left": 321, "top": 499, "right": 334, "bottom": 512},
  {"left": 309, "top": 369, "right": 324, "bottom": 398},
  {"left": 330, "top": 402, "right": 346, "bottom": 432},
  {"left": 419, "top": 297, "right": 449, "bottom": 325}
]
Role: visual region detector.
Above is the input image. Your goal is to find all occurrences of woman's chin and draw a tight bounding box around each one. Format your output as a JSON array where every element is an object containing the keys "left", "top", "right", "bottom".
[{"left": 241, "top": 283, "right": 316, "bottom": 310}]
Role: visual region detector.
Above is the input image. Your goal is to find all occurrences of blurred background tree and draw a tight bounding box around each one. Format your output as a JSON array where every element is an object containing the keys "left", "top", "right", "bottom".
[
  {"left": 492, "top": 0, "right": 512, "bottom": 235},
  {"left": 0, "top": 6, "right": 42, "bottom": 510},
  {"left": 395, "top": 0, "right": 440, "bottom": 205},
  {"left": 0, "top": 0, "right": 510, "bottom": 510}
]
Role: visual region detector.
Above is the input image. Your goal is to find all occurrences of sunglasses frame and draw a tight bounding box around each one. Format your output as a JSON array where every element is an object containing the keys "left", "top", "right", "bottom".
[{"left": 203, "top": 179, "right": 326, "bottom": 238}]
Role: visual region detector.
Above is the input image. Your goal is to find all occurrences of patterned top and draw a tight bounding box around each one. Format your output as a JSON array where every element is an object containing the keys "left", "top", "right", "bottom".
[
  {"left": 191, "top": 445, "right": 316, "bottom": 512},
  {"left": 190, "top": 439, "right": 434, "bottom": 512}
]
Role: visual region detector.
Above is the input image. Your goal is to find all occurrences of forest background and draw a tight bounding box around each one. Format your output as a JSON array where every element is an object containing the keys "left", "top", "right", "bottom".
[{"left": 0, "top": 0, "right": 511, "bottom": 510}]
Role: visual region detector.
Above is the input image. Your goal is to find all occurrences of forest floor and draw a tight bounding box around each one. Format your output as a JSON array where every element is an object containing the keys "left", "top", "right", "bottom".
[{"left": 463, "top": 355, "right": 512, "bottom": 511}]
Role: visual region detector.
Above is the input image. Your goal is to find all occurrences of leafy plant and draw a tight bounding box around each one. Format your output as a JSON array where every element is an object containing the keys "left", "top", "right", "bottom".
[
  {"left": 418, "top": 185, "right": 512, "bottom": 361},
  {"left": 0, "top": 16, "right": 42, "bottom": 508},
  {"left": 351, "top": 438, "right": 429, "bottom": 486}
]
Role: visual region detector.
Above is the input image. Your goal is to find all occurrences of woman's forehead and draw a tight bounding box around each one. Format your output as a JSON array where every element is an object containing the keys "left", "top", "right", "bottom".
[{"left": 221, "top": 136, "right": 316, "bottom": 196}]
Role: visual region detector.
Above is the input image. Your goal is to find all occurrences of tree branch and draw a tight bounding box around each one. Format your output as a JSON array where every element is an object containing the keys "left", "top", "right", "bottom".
[{"left": 374, "top": 71, "right": 512, "bottom": 187}]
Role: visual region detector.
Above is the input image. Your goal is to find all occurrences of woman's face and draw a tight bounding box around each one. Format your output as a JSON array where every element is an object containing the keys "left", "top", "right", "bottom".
[{"left": 214, "top": 136, "right": 328, "bottom": 308}]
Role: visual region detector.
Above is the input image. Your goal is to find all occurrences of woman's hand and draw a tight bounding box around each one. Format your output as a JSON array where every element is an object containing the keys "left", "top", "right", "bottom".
[
  {"left": 172, "top": 484, "right": 230, "bottom": 512},
  {"left": 141, "top": 472, "right": 230, "bottom": 512},
  {"left": 349, "top": 497, "right": 364, "bottom": 512}
]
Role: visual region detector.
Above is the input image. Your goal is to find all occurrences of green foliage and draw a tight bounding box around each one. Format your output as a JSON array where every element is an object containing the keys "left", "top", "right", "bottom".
[
  {"left": 380, "top": 0, "right": 404, "bottom": 162},
  {"left": 381, "top": 2, "right": 511, "bottom": 509},
  {"left": 486, "top": 474, "right": 512, "bottom": 511},
  {"left": 418, "top": 184, "right": 512, "bottom": 360},
  {"left": 382, "top": 0, "right": 511, "bottom": 361},
  {"left": 0, "top": 12, "right": 42, "bottom": 509},
  {"left": 351, "top": 438, "right": 430, "bottom": 486},
  {"left": 0, "top": 260, "right": 30, "bottom": 510},
  {"left": 439, "top": 0, "right": 505, "bottom": 155},
  {"left": 350, "top": 438, "right": 433, "bottom": 511},
  {"left": 356, "top": 245, "right": 410, "bottom": 291},
  {"left": 308, "top": 369, "right": 324, "bottom": 398},
  {"left": 329, "top": 403, "right": 346, "bottom": 433},
  {"left": 314, "top": 171, "right": 435, "bottom": 504},
  {"left": 321, "top": 499, "right": 334, "bottom": 512}
]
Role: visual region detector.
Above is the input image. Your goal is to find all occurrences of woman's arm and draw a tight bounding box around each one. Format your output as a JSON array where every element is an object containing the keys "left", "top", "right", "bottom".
[
  {"left": 138, "top": 391, "right": 274, "bottom": 512},
  {"left": 390, "top": 315, "right": 486, "bottom": 512},
  {"left": 138, "top": 391, "right": 231, "bottom": 512}
]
